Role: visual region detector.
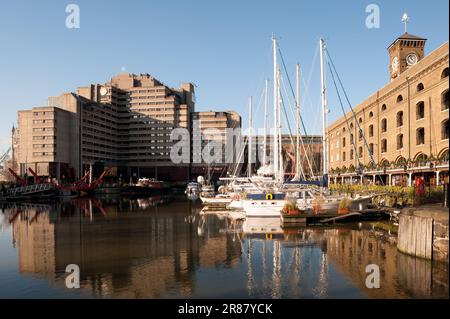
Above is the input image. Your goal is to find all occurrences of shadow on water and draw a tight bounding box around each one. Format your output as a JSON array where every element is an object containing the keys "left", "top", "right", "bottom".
[{"left": 0, "top": 196, "right": 448, "bottom": 299}]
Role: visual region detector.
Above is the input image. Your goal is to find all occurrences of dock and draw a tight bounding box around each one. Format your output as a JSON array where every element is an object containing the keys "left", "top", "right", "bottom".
[{"left": 281, "top": 208, "right": 391, "bottom": 227}]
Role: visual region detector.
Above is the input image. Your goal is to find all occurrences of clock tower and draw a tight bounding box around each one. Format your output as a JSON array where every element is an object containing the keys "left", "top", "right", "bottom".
[{"left": 388, "top": 32, "right": 427, "bottom": 81}]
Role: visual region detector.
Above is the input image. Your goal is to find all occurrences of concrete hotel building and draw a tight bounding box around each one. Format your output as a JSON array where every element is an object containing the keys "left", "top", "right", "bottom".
[
  {"left": 191, "top": 111, "right": 241, "bottom": 179},
  {"left": 327, "top": 32, "right": 449, "bottom": 186},
  {"left": 13, "top": 73, "right": 239, "bottom": 182}
]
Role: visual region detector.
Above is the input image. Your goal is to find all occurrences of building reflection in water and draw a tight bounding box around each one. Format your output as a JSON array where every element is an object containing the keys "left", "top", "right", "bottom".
[{"left": 1, "top": 199, "right": 448, "bottom": 299}]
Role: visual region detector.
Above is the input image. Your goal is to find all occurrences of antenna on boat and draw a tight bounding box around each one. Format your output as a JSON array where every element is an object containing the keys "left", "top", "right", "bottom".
[
  {"left": 263, "top": 79, "right": 269, "bottom": 167},
  {"left": 272, "top": 35, "right": 280, "bottom": 182},
  {"left": 248, "top": 96, "right": 253, "bottom": 178},
  {"left": 295, "top": 63, "right": 301, "bottom": 180},
  {"left": 319, "top": 38, "right": 328, "bottom": 182}
]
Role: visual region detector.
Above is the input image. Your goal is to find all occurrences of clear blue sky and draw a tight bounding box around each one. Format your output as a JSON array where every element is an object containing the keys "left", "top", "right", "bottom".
[{"left": 0, "top": 0, "right": 448, "bottom": 152}]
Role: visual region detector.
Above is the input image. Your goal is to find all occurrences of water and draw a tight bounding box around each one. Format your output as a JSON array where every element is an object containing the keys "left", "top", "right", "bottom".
[{"left": 0, "top": 196, "right": 448, "bottom": 299}]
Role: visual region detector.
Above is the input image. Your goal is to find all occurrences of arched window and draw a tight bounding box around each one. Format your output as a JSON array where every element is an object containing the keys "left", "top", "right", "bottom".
[
  {"left": 442, "top": 89, "right": 449, "bottom": 111},
  {"left": 369, "top": 125, "right": 374, "bottom": 137},
  {"left": 358, "top": 146, "right": 363, "bottom": 158},
  {"left": 342, "top": 137, "right": 346, "bottom": 147},
  {"left": 442, "top": 67, "right": 449, "bottom": 79},
  {"left": 342, "top": 152, "right": 346, "bottom": 161},
  {"left": 397, "top": 134, "right": 404, "bottom": 150},
  {"left": 342, "top": 127, "right": 346, "bottom": 133},
  {"left": 396, "top": 111, "right": 403, "bottom": 127},
  {"left": 416, "top": 101, "right": 425, "bottom": 119},
  {"left": 381, "top": 118, "right": 387, "bottom": 132},
  {"left": 350, "top": 133, "right": 354, "bottom": 144},
  {"left": 381, "top": 104, "right": 387, "bottom": 111},
  {"left": 369, "top": 111, "right": 374, "bottom": 118},
  {"left": 359, "top": 117, "right": 363, "bottom": 124},
  {"left": 358, "top": 129, "right": 363, "bottom": 141},
  {"left": 369, "top": 143, "right": 374, "bottom": 156},
  {"left": 396, "top": 156, "right": 407, "bottom": 166},
  {"left": 416, "top": 83, "right": 424, "bottom": 92},
  {"left": 350, "top": 149, "right": 354, "bottom": 160},
  {"left": 442, "top": 119, "right": 449, "bottom": 140},
  {"left": 350, "top": 123, "right": 354, "bottom": 129},
  {"left": 397, "top": 95, "right": 403, "bottom": 103},
  {"left": 381, "top": 139, "right": 387, "bottom": 153},
  {"left": 416, "top": 127, "right": 425, "bottom": 145}
]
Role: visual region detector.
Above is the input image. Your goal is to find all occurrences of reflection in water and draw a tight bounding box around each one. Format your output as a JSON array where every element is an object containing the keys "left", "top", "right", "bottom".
[{"left": 0, "top": 197, "right": 448, "bottom": 299}]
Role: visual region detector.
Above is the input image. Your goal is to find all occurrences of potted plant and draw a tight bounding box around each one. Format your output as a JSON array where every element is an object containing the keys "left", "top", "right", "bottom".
[
  {"left": 282, "top": 197, "right": 300, "bottom": 215},
  {"left": 338, "top": 197, "right": 351, "bottom": 214},
  {"left": 312, "top": 197, "right": 324, "bottom": 214}
]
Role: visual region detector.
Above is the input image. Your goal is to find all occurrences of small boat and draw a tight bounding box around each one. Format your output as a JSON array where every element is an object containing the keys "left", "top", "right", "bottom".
[
  {"left": 122, "top": 178, "right": 169, "bottom": 195},
  {"left": 200, "top": 194, "right": 233, "bottom": 205}
]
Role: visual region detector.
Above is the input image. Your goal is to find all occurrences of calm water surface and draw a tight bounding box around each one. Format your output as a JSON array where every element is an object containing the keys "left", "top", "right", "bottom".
[{"left": 0, "top": 196, "right": 448, "bottom": 299}]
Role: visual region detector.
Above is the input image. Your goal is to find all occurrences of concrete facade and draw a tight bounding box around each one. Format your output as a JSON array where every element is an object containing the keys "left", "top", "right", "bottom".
[{"left": 13, "top": 73, "right": 240, "bottom": 182}]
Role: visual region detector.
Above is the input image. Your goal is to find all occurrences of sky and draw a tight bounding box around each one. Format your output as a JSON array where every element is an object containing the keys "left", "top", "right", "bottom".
[{"left": 0, "top": 0, "right": 448, "bottom": 153}]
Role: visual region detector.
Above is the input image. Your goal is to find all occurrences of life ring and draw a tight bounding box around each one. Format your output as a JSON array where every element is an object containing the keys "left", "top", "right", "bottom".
[
  {"left": 266, "top": 193, "right": 273, "bottom": 200},
  {"left": 233, "top": 194, "right": 241, "bottom": 201}
]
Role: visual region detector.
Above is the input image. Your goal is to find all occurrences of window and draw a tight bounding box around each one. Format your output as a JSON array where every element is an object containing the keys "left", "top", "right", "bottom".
[
  {"left": 369, "top": 125, "right": 374, "bottom": 137},
  {"left": 381, "top": 104, "right": 387, "bottom": 111},
  {"left": 442, "top": 119, "right": 449, "bottom": 140},
  {"left": 350, "top": 123, "right": 354, "bottom": 130},
  {"left": 442, "top": 67, "right": 449, "bottom": 79},
  {"left": 381, "top": 139, "right": 387, "bottom": 153},
  {"left": 397, "top": 134, "right": 404, "bottom": 149},
  {"left": 342, "top": 127, "right": 346, "bottom": 133},
  {"left": 358, "top": 147, "right": 363, "bottom": 158},
  {"left": 359, "top": 117, "right": 363, "bottom": 124},
  {"left": 442, "top": 90, "right": 449, "bottom": 111},
  {"left": 342, "top": 152, "right": 346, "bottom": 161},
  {"left": 369, "top": 111, "right": 374, "bottom": 118},
  {"left": 342, "top": 137, "right": 346, "bottom": 147},
  {"left": 416, "top": 101, "right": 425, "bottom": 119},
  {"left": 350, "top": 149, "right": 354, "bottom": 160},
  {"left": 397, "top": 95, "right": 403, "bottom": 103},
  {"left": 350, "top": 133, "right": 354, "bottom": 144},
  {"left": 381, "top": 118, "right": 387, "bottom": 132},
  {"left": 369, "top": 143, "right": 374, "bottom": 156},
  {"left": 396, "top": 111, "right": 403, "bottom": 127},
  {"left": 417, "top": 83, "right": 424, "bottom": 92},
  {"left": 416, "top": 127, "right": 425, "bottom": 145},
  {"left": 358, "top": 129, "right": 363, "bottom": 141}
]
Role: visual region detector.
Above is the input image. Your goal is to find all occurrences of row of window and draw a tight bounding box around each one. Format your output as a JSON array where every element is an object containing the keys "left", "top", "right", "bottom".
[
  {"left": 332, "top": 120, "right": 449, "bottom": 162},
  {"left": 33, "top": 152, "right": 56, "bottom": 157},
  {"left": 33, "top": 119, "right": 55, "bottom": 125},
  {"left": 334, "top": 87, "right": 449, "bottom": 137},
  {"left": 33, "top": 136, "right": 55, "bottom": 141},
  {"left": 33, "top": 144, "right": 56, "bottom": 148}
]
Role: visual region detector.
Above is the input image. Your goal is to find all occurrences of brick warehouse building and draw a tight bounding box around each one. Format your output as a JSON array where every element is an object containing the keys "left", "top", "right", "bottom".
[
  {"left": 327, "top": 32, "right": 449, "bottom": 187},
  {"left": 12, "top": 73, "right": 240, "bottom": 182}
]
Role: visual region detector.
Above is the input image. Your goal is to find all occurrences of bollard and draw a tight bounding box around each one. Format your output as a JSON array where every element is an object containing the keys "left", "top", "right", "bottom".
[{"left": 444, "top": 183, "right": 449, "bottom": 208}]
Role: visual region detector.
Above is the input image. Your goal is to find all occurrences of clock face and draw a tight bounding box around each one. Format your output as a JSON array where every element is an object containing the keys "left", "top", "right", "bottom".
[
  {"left": 406, "top": 53, "right": 418, "bottom": 66},
  {"left": 100, "top": 87, "right": 108, "bottom": 96},
  {"left": 392, "top": 57, "right": 399, "bottom": 73}
]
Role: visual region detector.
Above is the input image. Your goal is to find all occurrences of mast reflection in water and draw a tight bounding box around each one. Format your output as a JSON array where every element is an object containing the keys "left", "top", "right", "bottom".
[{"left": 0, "top": 197, "right": 448, "bottom": 299}]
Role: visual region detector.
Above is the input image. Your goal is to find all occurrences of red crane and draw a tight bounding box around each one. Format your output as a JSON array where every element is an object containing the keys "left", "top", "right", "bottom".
[{"left": 8, "top": 168, "right": 28, "bottom": 186}]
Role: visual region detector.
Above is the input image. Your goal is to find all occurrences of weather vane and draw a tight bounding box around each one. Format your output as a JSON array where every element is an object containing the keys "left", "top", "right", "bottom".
[{"left": 401, "top": 13, "right": 410, "bottom": 33}]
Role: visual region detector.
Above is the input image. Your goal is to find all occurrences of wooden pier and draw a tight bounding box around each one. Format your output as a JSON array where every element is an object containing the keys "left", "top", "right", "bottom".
[{"left": 281, "top": 208, "right": 390, "bottom": 227}]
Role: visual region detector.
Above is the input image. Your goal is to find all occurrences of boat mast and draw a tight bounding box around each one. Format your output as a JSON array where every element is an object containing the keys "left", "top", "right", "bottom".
[
  {"left": 319, "top": 38, "right": 328, "bottom": 177},
  {"left": 272, "top": 36, "right": 279, "bottom": 181},
  {"left": 277, "top": 67, "right": 283, "bottom": 183},
  {"left": 263, "top": 79, "right": 269, "bottom": 166},
  {"left": 248, "top": 96, "right": 253, "bottom": 178},
  {"left": 295, "top": 63, "right": 301, "bottom": 180}
]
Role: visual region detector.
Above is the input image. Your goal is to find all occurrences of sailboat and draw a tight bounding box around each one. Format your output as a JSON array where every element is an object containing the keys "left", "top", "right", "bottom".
[{"left": 241, "top": 37, "right": 371, "bottom": 217}]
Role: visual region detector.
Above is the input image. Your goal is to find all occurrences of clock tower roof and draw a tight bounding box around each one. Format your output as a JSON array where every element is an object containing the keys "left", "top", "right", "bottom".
[{"left": 388, "top": 32, "right": 427, "bottom": 49}]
